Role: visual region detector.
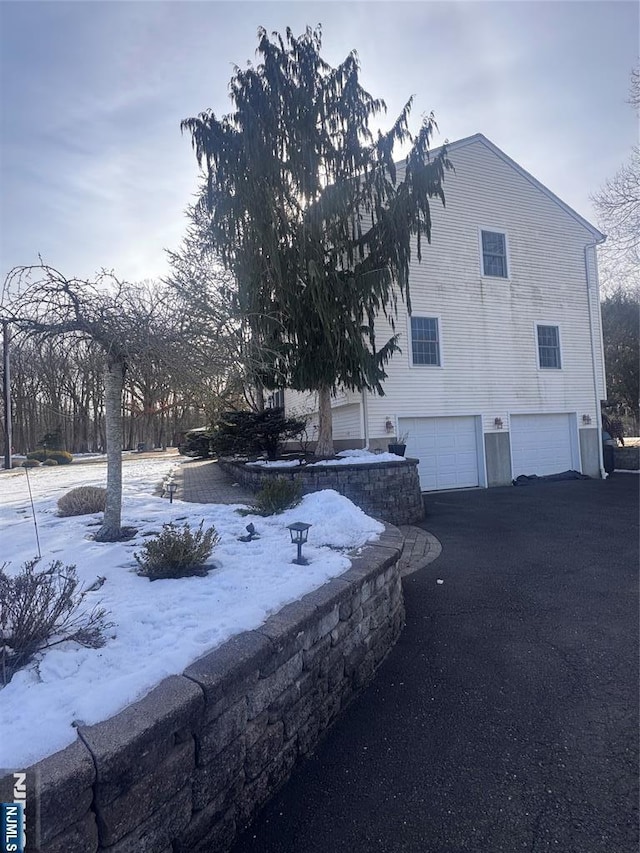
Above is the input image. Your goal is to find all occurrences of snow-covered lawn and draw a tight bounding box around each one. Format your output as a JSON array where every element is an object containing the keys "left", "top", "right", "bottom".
[{"left": 0, "top": 457, "right": 383, "bottom": 769}]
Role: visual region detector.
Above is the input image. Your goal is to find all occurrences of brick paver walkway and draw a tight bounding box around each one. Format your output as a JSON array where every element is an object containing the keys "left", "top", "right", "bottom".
[
  {"left": 174, "top": 458, "right": 442, "bottom": 574},
  {"left": 176, "top": 458, "right": 254, "bottom": 505}
]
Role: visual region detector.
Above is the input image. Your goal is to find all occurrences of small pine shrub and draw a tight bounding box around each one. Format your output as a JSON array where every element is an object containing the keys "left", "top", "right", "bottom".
[
  {"left": 58, "top": 486, "right": 107, "bottom": 517},
  {"left": 27, "top": 449, "right": 73, "bottom": 465},
  {"left": 209, "top": 408, "right": 307, "bottom": 460},
  {"left": 134, "top": 521, "right": 220, "bottom": 580},
  {"left": 0, "top": 559, "right": 111, "bottom": 686},
  {"left": 42, "top": 459, "right": 59, "bottom": 467},
  {"left": 21, "top": 459, "right": 40, "bottom": 468},
  {"left": 244, "top": 478, "right": 302, "bottom": 516}
]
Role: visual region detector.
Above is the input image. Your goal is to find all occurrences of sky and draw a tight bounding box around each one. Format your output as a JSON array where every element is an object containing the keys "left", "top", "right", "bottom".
[{"left": 0, "top": 0, "right": 638, "bottom": 285}]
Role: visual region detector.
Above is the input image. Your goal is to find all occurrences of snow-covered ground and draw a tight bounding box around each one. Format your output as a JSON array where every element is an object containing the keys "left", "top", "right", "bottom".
[{"left": 0, "top": 457, "right": 383, "bottom": 769}]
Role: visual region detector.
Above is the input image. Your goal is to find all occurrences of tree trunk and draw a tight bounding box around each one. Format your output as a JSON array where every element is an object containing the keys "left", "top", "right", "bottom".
[
  {"left": 314, "top": 386, "right": 334, "bottom": 457},
  {"left": 95, "top": 359, "right": 125, "bottom": 541}
]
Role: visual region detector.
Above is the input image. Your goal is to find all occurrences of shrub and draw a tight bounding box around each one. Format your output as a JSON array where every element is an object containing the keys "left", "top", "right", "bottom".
[
  {"left": 42, "top": 459, "right": 59, "bottom": 467},
  {"left": 27, "top": 449, "right": 73, "bottom": 465},
  {"left": 242, "top": 478, "right": 302, "bottom": 516},
  {"left": 21, "top": 459, "right": 40, "bottom": 468},
  {"left": 209, "top": 408, "right": 307, "bottom": 460},
  {"left": 58, "top": 486, "right": 107, "bottom": 517},
  {"left": 134, "top": 521, "right": 220, "bottom": 580},
  {"left": 179, "top": 428, "right": 214, "bottom": 458},
  {"left": 0, "top": 559, "right": 111, "bottom": 686}
]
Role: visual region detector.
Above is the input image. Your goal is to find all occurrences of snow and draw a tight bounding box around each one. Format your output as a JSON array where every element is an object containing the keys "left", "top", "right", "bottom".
[
  {"left": 310, "top": 450, "right": 404, "bottom": 466},
  {"left": 0, "top": 458, "right": 383, "bottom": 769},
  {"left": 247, "top": 449, "right": 405, "bottom": 469},
  {"left": 248, "top": 459, "right": 303, "bottom": 468}
]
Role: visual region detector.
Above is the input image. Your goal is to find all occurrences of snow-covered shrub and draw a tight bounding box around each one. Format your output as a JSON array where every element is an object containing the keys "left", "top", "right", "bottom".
[
  {"left": 0, "top": 559, "right": 111, "bottom": 686},
  {"left": 57, "top": 486, "right": 107, "bottom": 517},
  {"left": 42, "top": 458, "right": 59, "bottom": 467},
  {"left": 21, "top": 459, "right": 40, "bottom": 468},
  {"left": 134, "top": 521, "right": 220, "bottom": 580},
  {"left": 243, "top": 478, "right": 302, "bottom": 516}
]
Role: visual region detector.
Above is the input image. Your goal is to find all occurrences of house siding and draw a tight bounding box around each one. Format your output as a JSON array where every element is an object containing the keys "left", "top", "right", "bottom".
[
  {"left": 362, "top": 141, "right": 604, "bottom": 470},
  {"left": 286, "top": 136, "right": 605, "bottom": 486}
]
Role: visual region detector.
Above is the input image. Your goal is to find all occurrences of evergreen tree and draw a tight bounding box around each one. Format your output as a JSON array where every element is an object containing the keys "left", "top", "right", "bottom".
[{"left": 182, "top": 25, "right": 451, "bottom": 455}]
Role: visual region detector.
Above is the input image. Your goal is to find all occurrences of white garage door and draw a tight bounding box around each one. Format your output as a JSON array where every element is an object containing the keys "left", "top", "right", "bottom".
[
  {"left": 510, "top": 413, "right": 576, "bottom": 478},
  {"left": 399, "top": 416, "right": 480, "bottom": 492}
]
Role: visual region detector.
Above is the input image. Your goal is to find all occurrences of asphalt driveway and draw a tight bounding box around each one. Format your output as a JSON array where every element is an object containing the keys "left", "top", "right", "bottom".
[{"left": 231, "top": 474, "right": 639, "bottom": 853}]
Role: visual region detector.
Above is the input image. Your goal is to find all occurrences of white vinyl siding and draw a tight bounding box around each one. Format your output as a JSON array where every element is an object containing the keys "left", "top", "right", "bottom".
[
  {"left": 332, "top": 404, "right": 362, "bottom": 441},
  {"left": 286, "top": 136, "right": 605, "bottom": 483},
  {"left": 362, "top": 137, "right": 604, "bottom": 442}
]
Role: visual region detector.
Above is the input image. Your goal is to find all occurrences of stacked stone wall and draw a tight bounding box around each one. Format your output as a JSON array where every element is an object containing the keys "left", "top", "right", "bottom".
[
  {"left": 219, "top": 457, "right": 425, "bottom": 525},
  {"left": 614, "top": 447, "right": 639, "bottom": 470},
  {"left": 1, "top": 526, "right": 405, "bottom": 853}
]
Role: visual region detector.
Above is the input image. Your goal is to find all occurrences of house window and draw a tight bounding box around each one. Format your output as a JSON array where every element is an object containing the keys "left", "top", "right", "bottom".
[
  {"left": 266, "top": 389, "right": 285, "bottom": 409},
  {"left": 537, "top": 325, "right": 561, "bottom": 369},
  {"left": 411, "top": 316, "right": 440, "bottom": 366},
  {"left": 481, "top": 230, "right": 508, "bottom": 278}
]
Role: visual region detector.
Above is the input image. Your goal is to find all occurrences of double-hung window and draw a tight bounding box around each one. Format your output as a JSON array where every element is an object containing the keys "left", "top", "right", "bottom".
[
  {"left": 411, "top": 316, "right": 441, "bottom": 366},
  {"left": 537, "top": 324, "right": 561, "bottom": 369},
  {"left": 481, "top": 230, "right": 508, "bottom": 278}
]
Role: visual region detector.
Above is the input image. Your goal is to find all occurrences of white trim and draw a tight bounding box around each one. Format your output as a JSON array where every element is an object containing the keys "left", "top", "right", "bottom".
[
  {"left": 478, "top": 226, "right": 511, "bottom": 280},
  {"left": 584, "top": 243, "right": 606, "bottom": 478},
  {"left": 534, "top": 321, "right": 563, "bottom": 370},
  {"left": 407, "top": 313, "right": 444, "bottom": 368}
]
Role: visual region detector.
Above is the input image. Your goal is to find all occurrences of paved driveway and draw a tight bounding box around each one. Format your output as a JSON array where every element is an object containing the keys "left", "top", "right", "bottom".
[{"left": 231, "top": 475, "right": 639, "bottom": 853}]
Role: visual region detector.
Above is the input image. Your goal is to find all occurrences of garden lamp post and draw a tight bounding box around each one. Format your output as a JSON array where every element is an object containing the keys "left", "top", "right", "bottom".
[
  {"left": 166, "top": 481, "right": 178, "bottom": 503},
  {"left": 287, "top": 522, "right": 311, "bottom": 565}
]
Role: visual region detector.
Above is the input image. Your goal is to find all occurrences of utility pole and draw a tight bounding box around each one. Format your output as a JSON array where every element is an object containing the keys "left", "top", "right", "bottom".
[{"left": 2, "top": 319, "right": 12, "bottom": 471}]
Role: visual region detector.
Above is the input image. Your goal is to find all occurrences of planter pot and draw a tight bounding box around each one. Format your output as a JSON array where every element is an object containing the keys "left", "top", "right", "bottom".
[{"left": 388, "top": 443, "right": 406, "bottom": 456}]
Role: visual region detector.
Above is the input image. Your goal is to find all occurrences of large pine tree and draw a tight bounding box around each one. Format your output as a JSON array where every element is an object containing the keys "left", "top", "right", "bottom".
[{"left": 182, "top": 25, "right": 451, "bottom": 455}]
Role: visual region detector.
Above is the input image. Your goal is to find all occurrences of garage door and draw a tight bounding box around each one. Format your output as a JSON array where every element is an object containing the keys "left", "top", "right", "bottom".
[
  {"left": 399, "top": 416, "right": 480, "bottom": 491},
  {"left": 510, "top": 413, "right": 576, "bottom": 478}
]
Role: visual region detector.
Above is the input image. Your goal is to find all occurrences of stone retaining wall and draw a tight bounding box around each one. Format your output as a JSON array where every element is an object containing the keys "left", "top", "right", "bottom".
[
  {"left": 615, "top": 446, "right": 640, "bottom": 470},
  {"left": 1, "top": 526, "right": 405, "bottom": 853},
  {"left": 219, "top": 457, "right": 425, "bottom": 526}
]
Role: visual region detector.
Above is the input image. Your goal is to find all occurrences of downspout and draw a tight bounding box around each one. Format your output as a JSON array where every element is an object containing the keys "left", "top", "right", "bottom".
[
  {"left": 361, "top": 388, "right": 370, "bottom": 451},
  {"left": 584, "top": 240, "right": 606, "bottom": 479}
]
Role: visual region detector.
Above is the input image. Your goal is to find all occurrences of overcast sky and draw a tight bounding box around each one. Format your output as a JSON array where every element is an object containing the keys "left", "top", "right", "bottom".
[{"left": 1, "top": 0, "right": 638, "bottom": 284}]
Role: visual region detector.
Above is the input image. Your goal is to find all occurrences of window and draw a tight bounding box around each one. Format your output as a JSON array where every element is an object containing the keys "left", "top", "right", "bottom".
[
  {"left": 481, "top": 230, "right": 508, "bottom": 278},
  {"left": 266, "top": 389, "right": 285, "bottom": 409},
  {"left": 411, "top": 316, "right": 440, "bottom": 366},
  {"left": 537, "top": 325, "right": 561, "bottom": 369}
]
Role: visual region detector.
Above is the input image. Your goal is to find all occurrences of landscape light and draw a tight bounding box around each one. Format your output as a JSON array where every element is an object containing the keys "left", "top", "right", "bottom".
[
  {"left": 166, "top": 481, "right": 178, "bottom": 503},
  {"left": 287, "top": 522, "right": 311, "bottom": 565}
]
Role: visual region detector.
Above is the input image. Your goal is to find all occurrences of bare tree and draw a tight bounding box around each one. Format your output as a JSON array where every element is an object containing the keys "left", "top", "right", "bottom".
[
  {"left": 1, "top": 266, "right": 190, "bottom": 542},
  {"left": 165, "top": 211, "right": 284, "bottom": 414},
  {"left": 592, "top": 67, "right": 639, "bottom": 295}
]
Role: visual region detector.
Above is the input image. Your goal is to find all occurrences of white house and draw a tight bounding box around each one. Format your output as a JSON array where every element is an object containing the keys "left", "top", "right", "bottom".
[{"left": 283, "top": 133, "right": 607, "bottom": 491}]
